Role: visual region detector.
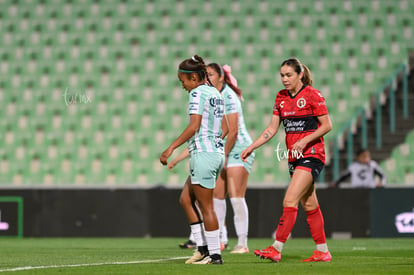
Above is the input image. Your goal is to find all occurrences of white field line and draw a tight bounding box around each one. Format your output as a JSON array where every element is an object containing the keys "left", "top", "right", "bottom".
[{"left": 0, "top": 256, "right": 189, "bottom": 273}]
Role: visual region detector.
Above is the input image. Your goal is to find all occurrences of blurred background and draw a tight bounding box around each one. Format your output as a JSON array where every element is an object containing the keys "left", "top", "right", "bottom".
[{"left": 0, "top": 0, "right": 413, "bottom": 238}]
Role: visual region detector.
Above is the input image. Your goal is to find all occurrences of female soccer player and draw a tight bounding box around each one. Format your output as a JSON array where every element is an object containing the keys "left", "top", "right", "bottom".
[
  {"left": 169, "top": 63, "right": 255, "bottom": 254},
  {"left": 160, "top": 55, "right": 224, "bottom": 265},
  {"left": 207, "top": 63, "right": 255, "bottom": 254},
  {"left": 241, "top": 58, "right": 333, "bottom": 262}
]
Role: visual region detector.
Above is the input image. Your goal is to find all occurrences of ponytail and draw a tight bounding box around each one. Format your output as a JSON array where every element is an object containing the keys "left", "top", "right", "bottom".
[
  {"left": 178, "top": 54, "right": 212, "bottom": 85},
  {"left": 222, "top": 65, "right": 243, "bottom": 101},
  {"left": 301, "top": 64, "right": 313, "bottom": 86}
]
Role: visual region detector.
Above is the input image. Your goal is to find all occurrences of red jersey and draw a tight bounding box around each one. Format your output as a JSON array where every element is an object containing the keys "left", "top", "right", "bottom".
[{"left": 273, "top": 85, "right": 329, "bottom": 163}]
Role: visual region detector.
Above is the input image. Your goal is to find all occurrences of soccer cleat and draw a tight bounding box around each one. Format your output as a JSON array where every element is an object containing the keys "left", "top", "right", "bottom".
[
  {"left": 185, "top": 250, "right": 208, "bottom": 264},
  {"left": 179, "top": 240, "right": 196, "bottom": 249},
  {"left": 302, "top": 250, "right": 332, "bottom": 262},
  {"left": 254, "top": 246, "right": 281, "bottom": 262},
  {"left": 193, "top": 255, "right": 224, "bottom": 265},
  {"left": 231, "top": 245, "right": 249, "bottom": 254}
]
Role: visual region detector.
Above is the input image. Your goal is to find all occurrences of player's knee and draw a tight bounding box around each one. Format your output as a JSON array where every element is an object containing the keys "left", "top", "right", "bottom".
[
  {"left": 179, "top": 195, "right": 189, "bottom": 207},
  {"left": 283, "top": 198, "right": 299, "bottom": 208}
]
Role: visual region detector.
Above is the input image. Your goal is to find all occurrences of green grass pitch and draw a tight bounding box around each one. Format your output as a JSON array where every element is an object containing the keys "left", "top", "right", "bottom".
[{"left": 0, "top": 238, "right": 413, "bottom": 274}]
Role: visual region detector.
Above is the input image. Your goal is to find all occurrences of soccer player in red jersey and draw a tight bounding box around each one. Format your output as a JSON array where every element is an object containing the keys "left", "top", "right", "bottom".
[{"left": 241, "top": 58, "right": 333, "bottom": 262}]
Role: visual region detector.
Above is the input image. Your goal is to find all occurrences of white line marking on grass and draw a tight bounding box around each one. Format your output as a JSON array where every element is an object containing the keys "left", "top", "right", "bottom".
[{"left": 0, "top": 256, "right": 188, "bottom": 273}]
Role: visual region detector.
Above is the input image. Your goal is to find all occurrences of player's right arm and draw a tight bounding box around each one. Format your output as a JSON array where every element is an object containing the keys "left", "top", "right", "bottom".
[{"left": 241, "top": 114, "right": 281, "bottom": 161}]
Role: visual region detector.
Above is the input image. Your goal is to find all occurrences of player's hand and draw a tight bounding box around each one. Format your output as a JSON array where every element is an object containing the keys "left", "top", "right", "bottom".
[
  {"left": 291, "top": 139, "right": 307, "bottom": 155},
  {"left": 167, "top": 160, "right": 177, "bottom": 171},
  {"left": 241, "top": 147, "right": 253, "bottom": 162},
  {"left": 160, "top": 147, "right": 174, "bottom": 165}
]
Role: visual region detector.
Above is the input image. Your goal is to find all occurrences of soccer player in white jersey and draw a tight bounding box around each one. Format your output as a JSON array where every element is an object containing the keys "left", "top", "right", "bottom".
[
  {"left": 206, "top": 63, "right": 255, "bottom": 254},
  {"left": 333, "top": 149, "right": 386, "bottom": 188},
  {"left": 160, "top": 55, "right": 225, "bottom": 265}
]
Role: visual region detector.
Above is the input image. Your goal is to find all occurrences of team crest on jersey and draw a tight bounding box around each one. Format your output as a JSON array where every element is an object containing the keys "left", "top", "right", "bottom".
[{"left": 297, "top": 97, "right": 306, "bottom": 108}]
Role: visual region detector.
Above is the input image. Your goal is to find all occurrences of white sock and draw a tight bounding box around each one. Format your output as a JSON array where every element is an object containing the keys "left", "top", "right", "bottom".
[
  {"left": 190, "top": 222, "right": 206, "bottom": 247},
  {"left": 221, "top": 225, "right": 228, "bottom": 245},
  {"left": 272, "top": 240, "right": 284, "bottom": 252},
  {"left": 205, "top": 229, "right": 221, "bottom": 256},
  {"left": 316, "top": 243, "right": 328, "bottom": 253},
  {"left": 189, "top": 232, "right": 195, "bottom": 242},
  {"left": 213, "top": 198, "right": 227, "bottom": 244},
  {"left": 230, "top": 197, "right": 249, "bottom": 247}
]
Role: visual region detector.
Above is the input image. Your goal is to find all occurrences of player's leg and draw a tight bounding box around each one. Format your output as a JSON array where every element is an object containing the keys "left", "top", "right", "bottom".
[
  {"left": 179, "top": 176, "right": 208, "bottom": 263},
  {"left": 227, "top": 166, "right": 250, "bottom": 253},
  {"left": 191, "top": 151, "right": 224, "bottom": 264},
  {"left": 301, "top": 186, "right": 332, "bottom": 262},
  {"left": 193, "top": 184, "right": 223, "bottom": 264},
  {"left": 213, "top": 168, "right": 228, "bottom": 249},
  {"left": 255, "top": 168, "right": 313, "bottom": 262}
]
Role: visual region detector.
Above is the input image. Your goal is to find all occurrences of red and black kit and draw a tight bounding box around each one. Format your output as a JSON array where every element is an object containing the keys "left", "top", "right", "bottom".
[{"left": 273, "top": 85, "right": 329, "bottom": 164}]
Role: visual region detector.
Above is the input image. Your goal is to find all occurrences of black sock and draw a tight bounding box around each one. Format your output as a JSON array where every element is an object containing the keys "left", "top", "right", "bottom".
[
  {"left": 198, "top": 245, "right": 208, "bottom": 255},
  {"left": 210, "top": 254, "right": 221, "bottom": 261}
]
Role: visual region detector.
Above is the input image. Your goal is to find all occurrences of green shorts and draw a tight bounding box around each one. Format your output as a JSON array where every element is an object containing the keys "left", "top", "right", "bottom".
[
  {"left": 189, "top": 151, "right": 225, "bottom": 189},
  {"left": 226, "top": 144, "right": 255, "bottom": 174}
]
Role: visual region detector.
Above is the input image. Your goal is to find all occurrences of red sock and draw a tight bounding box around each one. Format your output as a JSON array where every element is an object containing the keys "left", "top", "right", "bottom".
[
  {"left": 275, "top": 207, "right": 298, "bottom": 243},
  {"left": 306, "top": 206, "right": 327, "bottom": 244}
]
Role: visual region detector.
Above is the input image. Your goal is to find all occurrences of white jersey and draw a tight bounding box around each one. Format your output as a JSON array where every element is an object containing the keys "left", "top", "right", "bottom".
[
  {"left": 221, "top": 84, "right": 252, "bottom": 148},
  {"left": 336, "top": 160, "right": 386, "bottom": 188},
  {"left": 187, "top": 84, "right": 224, "bottom": 153}
]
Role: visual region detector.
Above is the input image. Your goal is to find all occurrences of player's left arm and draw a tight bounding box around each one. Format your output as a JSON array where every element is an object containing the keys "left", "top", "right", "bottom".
[
  {"left": 221, "top": 114, "right": 229, "bottom": 139},
  {"left": 291, "top": 114, "right": 332, "bottom": 153},
  {"left": 223, "top": 113, "right": 238, "bottom": 157}
]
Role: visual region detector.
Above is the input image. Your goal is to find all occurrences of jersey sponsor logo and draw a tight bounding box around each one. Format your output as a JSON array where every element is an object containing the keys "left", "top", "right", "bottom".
[
  {"left": 297, "top": 97, "right": 306, "bottom": 108},
  {"left": 357, "top": 169, "right": 367, "bottom": 180},
  {"left": 191, "top": 91, "right": 198, "bottom": 97},
  {"left": 283, "top": 119, "right": 306, "bottom": 132},
  {"left": 188, "top": 102, "right": 198, "bottom": 112},
  {"left": 233, "top": 153, "right": 240, "bottom": 159},
  {"left": 283, "top": 117, "right": 318, "bottom": 132},
  {"left": 279, "top": 101, "right": 285, "bottom": 108},
  {"left": 209, "top": 97, "right": 224, "bottom": 107},
  {"left": 284, "top": 111, "right": 295, "bottom": 116},
  {"left": 227, "top": 94, "right": 232, "bottom": 99}
]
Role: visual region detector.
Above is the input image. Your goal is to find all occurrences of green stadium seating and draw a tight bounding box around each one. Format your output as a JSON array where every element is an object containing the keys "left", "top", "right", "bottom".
[{"left": 0, "top": 0, "right": 413, "bottom": 185}]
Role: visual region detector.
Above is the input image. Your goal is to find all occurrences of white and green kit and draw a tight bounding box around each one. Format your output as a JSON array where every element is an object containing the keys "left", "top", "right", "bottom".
[{"left": 187, "top": 84, "right": 225, "bottom": 189}]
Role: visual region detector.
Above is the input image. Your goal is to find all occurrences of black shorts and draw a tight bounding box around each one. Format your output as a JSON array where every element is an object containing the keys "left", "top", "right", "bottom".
[{"left": 288, "top": 157, "right": 324, "bottom": 182}]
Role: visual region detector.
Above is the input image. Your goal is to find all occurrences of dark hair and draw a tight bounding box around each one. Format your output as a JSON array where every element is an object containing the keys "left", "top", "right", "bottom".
[
  {"left": 356, "top": 148, "right": 369, "bottom": 157},
  {"left": 178, "top": 54, "right": 212, "bottom": 85},
  {"left": 281, "top": 58, "right": 313, "bottom": 86},
  {"left": 207, "top": 63, "right": 243, "bottom": 99}
]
